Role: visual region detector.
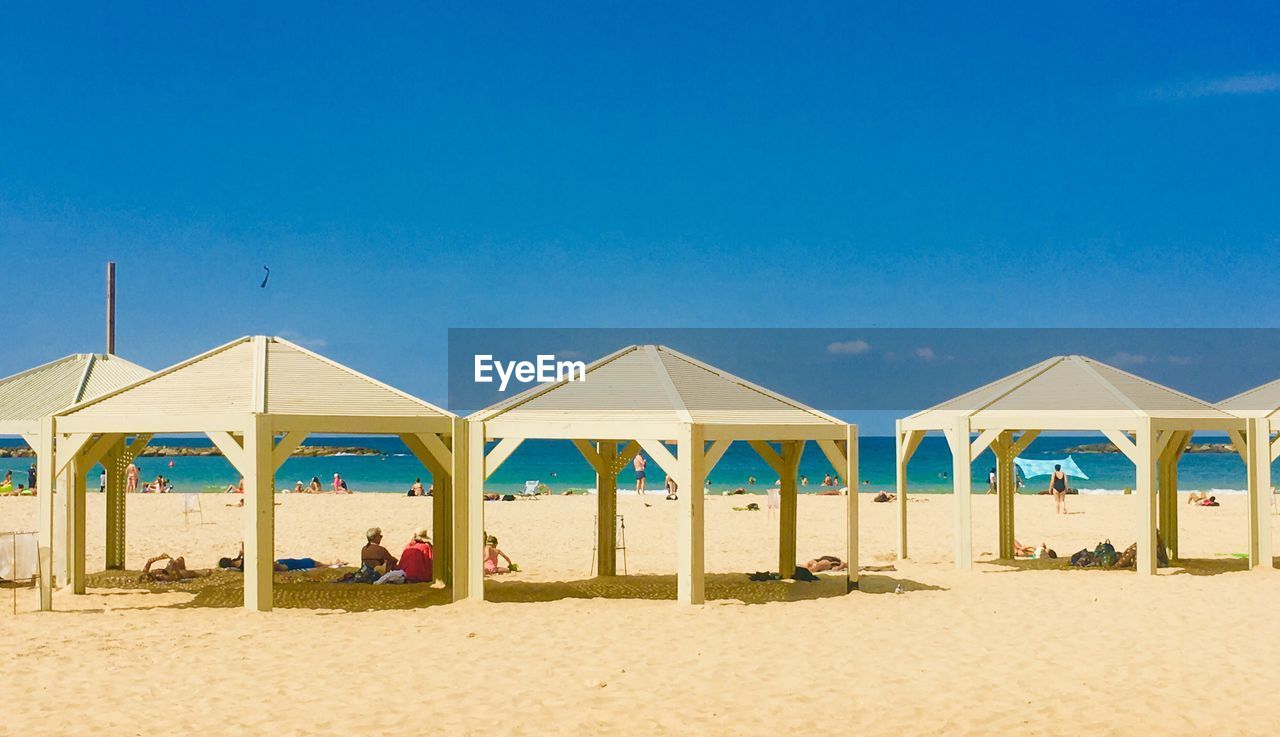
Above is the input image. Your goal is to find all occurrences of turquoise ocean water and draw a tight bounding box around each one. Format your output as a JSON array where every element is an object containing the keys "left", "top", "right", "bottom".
[{"left": 0, "top": 435, "right": 1263, "bottom": 496}]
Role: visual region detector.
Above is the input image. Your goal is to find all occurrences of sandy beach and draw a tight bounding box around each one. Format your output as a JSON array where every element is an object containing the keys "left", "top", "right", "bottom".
[{"left": 3, "top": 492, "right": 1279, "bottom": 736}]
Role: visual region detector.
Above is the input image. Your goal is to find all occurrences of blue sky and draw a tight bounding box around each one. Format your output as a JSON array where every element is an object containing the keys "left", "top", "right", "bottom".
[{"left": 2, "top": 2, "right": 1278, "bottom": 416}]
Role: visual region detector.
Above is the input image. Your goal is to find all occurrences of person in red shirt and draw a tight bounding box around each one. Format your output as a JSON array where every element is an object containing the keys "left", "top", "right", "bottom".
[{"left": 374, "top": 527, "right": 433, "bottom": 584}]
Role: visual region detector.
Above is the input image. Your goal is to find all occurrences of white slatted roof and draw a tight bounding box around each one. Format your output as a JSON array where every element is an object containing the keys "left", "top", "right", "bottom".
[
  {"left": 1216, "top": 379, "right": 1280, "bottom": 419},
  {"left": 471, "top": 345, "right": 844, "bottom": 440},
  {"left": 56, "top": 336, "right": 454, "bottom": 433},
  {"left": 0, "top": 353, "right": 152, "bottom": 435},
  {"left": 903, "top": 355, "right": 1238, "bottom": 432}
]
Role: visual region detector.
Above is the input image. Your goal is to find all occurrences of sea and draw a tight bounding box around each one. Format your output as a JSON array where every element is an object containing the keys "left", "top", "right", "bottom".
[{"left": 0, "top": 435, "right": 1263, "bottom": 496}]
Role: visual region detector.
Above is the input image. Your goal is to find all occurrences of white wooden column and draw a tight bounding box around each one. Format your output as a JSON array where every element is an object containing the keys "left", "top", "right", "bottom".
[
  {"left": 597, "top": 441, "right": 619, "bottom": 576},
  {"left": 948, "top": 417, "right": 973, "bottom": 570},
  {"left": 677, "top": 424, "right": 707, "bottom": 605},
  {"left": 1136, "top": 419, "right": 1158, "bottom": 575},
  {"left": 459, "top": 418, "right": 486, "bottom": 602},
  {"left": 1247, "top": 418, "right": 1273, "bottom": 569},
  {"left": 104, "top": 439, "right": 126, "bottom": 569},
  {"left": 56, "top": 461, "right": 73, "bottom": 590},
  {"left": 895, "top": 423, "right": 908, "bottom": 559},
  {"left": 844, "top": 425, "right": 859, "bottom": 589},
  {"left": 243, "top": 416, "right": 275, "bottom": 611},
  {"left": 37, "top": 418, "right": 55, "bottom": 611}
]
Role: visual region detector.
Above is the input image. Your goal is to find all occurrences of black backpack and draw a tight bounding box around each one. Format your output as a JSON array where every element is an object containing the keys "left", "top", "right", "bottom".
[{"left": 1070, "top": 548, "right": 1095, "bottom": 567}]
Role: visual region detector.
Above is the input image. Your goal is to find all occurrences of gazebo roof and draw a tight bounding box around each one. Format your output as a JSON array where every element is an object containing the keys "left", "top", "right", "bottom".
[
  {"left": 1216, "top": 379, "right": 1280, "bottom": 419},
  {"left": 471, "top": 344, "right": 844, "bottom": 440},
  {"left": 0, "top": 353, "right": 152, "bottom": 435},
  {"left": 55, "top": 336, "right": 454, "bottom": 433},
  {"left": 902, "top": 355, "right": 1238, "bottom": 432}
]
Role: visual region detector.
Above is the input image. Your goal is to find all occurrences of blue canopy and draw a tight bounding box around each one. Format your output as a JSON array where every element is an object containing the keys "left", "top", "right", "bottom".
[{"left": 1012, "top": 455, "right": 1089, "bottom": 480}]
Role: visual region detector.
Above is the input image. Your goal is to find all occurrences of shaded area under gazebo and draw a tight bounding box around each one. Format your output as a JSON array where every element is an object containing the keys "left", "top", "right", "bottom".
[
  {"left": 42, "top": 336, "right": 462, "bottom": 611},
  {"left": 465, "top": 344, "right": 857, "bottom": 605},
  {"left": 897, "top": 355, "right": 1246, "bottom": 574},
  {"left": 0, "top": 352, "right": 152, "bottom": 588}
]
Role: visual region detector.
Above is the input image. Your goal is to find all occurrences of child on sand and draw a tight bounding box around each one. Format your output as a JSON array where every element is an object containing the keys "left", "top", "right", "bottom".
[{"left": 484, "top": 535, "right": 515, "bottom": 575}]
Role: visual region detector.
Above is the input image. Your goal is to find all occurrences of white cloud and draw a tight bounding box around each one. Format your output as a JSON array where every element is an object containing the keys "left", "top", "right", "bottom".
[
  {"left": 1167, "top": 355, "right": 1197, "bottom": 366},
  {"left": 828, "top": 340, "right": 870, "bottom": 356},
  {"left": 914, "top": 346, "right": 936, "bottom": 361},
  {"left": 278, "top": 330, "right": 328, "bottom": 350},
  {"left": 1108, "top": 351, "right": 1149, "bottom": 367},
  {"left": 1146, "top": 72, "right": 1280, "bottom": 100}
]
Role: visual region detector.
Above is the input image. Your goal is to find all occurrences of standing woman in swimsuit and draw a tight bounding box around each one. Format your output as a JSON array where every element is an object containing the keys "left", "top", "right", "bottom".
[{"left": 1050, "top": 464, "right": 1068, "bottom": 515}]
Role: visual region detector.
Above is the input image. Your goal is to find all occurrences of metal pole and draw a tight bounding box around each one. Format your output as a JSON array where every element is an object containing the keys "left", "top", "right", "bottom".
[{"left": 106, "top": 261, "right": 116, "bottom": 355}]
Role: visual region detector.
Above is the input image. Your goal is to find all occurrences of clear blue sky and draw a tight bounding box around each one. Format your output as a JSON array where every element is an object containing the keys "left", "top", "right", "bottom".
[{"left": 2, "top": 2, "right": 1278, "bottom": 410}]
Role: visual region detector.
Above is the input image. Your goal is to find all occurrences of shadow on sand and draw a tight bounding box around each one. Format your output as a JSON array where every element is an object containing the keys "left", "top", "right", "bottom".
[
  {"left": 79, "top": 567, "right": 943, "bottom": 611},
  {"left": 978, "top": 555, "right": 1255, "bottom": 576}
]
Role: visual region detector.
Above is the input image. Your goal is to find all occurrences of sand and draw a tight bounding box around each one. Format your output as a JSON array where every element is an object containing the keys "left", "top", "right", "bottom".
[{"left": 2, "top": 491, "right": 1279, "bottom": 736}]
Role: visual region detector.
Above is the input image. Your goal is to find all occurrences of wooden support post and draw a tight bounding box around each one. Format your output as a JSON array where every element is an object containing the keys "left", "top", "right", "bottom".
[
  {"left": 777, "top": 442, "right": 800, "bottom": 577},
  {"left": 69, "top": 457, "right": 87, "bottom": 594},
  {"left": 995, "top": 431, "right": 1016, "bottom": 560},
  {"left": 56, "top": 462, "right": 73, "bottom": 589},
  {"left": 37, "top": 418, "right": 55, "bottom": 611},
  {"left": 844, "top": 424, "right": 859, "bottom": 591},
  {"left": 677, "top": 424, "right": 707, "bottom": 605},
  {"left": 948, "top": 418, "right": 973, "bottom": 570},
  {"left": 896, "top": 424, "right": 908, "bottom": 560},
  {"left": 597, "top": 441, "right": 619, "bottom": 576},
  {"left": 1136, "top": 419, "right": 1158, "bottom": 575},
  {"left": 104, "top": 439, "right": 125, "bottom": 569},
  {"left": 243, "top": 416, "right": 275, "bottom": 611},
  {"left": 1247, "top": 418, "right": 1273, "bottom": 569},
  {"left": 458, "top": 418, "right": 486, "bottom": 602}
]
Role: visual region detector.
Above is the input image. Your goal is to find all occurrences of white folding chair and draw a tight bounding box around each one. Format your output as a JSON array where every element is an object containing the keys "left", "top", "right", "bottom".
[
  {"left": 521, "top": 480, "right": 540, "bottom": 497},
  {"left": 183, "top": 494, "right": 204, "bottom": 527}
]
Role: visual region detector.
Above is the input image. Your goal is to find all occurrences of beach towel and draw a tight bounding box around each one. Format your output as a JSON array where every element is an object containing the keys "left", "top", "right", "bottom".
[{"left": 1013, "top": 455, "right": 1089, "bottom": 479}]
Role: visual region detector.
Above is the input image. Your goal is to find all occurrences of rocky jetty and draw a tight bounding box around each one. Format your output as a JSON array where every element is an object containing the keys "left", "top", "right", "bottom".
[{"left": 1062, "top": 442, "right": 1235, "bottom": 454}]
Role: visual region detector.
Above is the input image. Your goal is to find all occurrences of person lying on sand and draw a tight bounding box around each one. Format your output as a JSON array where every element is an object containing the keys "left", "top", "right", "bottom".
[
  {"left": 804, "top": 555, "right": 848, "bottom": 573},
  {"left": 816, "top": 488, "right": 842, "bottom": 496},
  {"left": 139, "top": 553, "right": 209, "bottom": 583},
  {"left": 484, "top": 535, "right": 514, "bottom": 575},
  {"left": 217, "top": 547, "right": 345, "bottom": 572},
  {"left": 873, "top": 491, "right": 897, "bottom": 503},
  {"left": 1012, "top": 539, "right": 1038, "bottom": 557},
  {"left": 1198, "top": 495, "right": 1220, "bottom": 507}
]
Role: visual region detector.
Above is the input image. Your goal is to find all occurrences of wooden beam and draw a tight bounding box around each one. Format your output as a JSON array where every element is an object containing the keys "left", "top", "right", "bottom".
[
  {"left": 243, "top": 415, "right": 275, "bottom": 611},
  {"left": 969, "top": 427, "right": 1002, "bottom": 462},
  {"left": 1136, "top": 420, "right": 1158, "bottom": 576},
  {"left": 55, "top": 433, "right": 95, "bottom": 474},
  {"left": 1010, "top": 430, "right": 1040, "bottom": 456},
  {"left": 677, "top": 424, "right": 706, "bottom": 604},
  {"left": 950, "top": 417, "right": 973, "bottom": 571},
  {"left": 206, "top": 431, "right": 248, "bottom": 474},
  {"left": 416, "top": 431, "right": 454, "bottom": 476},
  {"left": 702, "top": 439, "right": 733, "bottom": 475},
  {"left": 747, "top": 440, "right": 786, "bottom": 477},
  {"left": 1227, "top": 428, "right": 1250, "bottom": 464},
  {"left": 843, "top": 426, "right": 859, "bottom": 591},
  {"left": 637, "top": 439, "right": 679, "bottom": 478},
  {"left": 901, "top": 429, "right": 925, "bottom": 465},
  {"left": 271, "top": 430, "right": 308, "bottom": 471},
  {"left": 72, "top": 432, "right": 120, "bottom": 472},
  {"left": 483, "top": 437, "right": 524, "bottom": 479},
  {"left": 1100, "top": 429, "right": 1140, "bottom": 465},
  {"left": 572, "top": 439, "right": 606, "bottom": 475},
  {"left": 816, "top": 439, "right": 847, "bottom": 478}
]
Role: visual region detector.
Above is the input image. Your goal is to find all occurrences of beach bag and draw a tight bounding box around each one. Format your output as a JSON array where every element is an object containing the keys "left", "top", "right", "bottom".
[
  {"left": 351, "top": 563, "right": 380, "bottom": 584},
  {"left": 1116, "top": 543, "right": 1137, "bottom": 569},
  {"left": 1094, "top": 540, "right": 1117, "bottom": 568},
  {"left": 1070, "top": 548, "right": 1094, "bottom": 567}
]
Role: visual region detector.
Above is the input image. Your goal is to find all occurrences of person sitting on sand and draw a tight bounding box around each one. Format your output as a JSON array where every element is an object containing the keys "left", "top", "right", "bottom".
[
  {"left": 665, "top": 475, "right": 678, "bottom": 501},
  {"left": 225, "top": 477, "right": 244, "bottom": 494},
  {"left": 361, "top": 527, "right": 398, "bottom": 573},
  {"left": 484, "top": 534, "right": 514, "bottom": 576},
  {"left": 804, "top": 555, "right": 848, "bottom": 573},
  {"left": 873, "top": 491, "right": 897, "bottom": 503},
  {"left": 293, "top": 481, "right": 304, "bottom": 493},
  {"left": 139, "top": 553, "right": 208, "bottom": 583},
  {"left": 375, "top": 528, "right": 433, "bottom": 584},
  {"left": 307, "top": 476, "right": 323, "bottom": 493},
  {"left": 409, "top": 477, "right": 426, "bottom": 497},
  {"left": 332, "top": 473, "right": 351, "bottom": 494}
]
